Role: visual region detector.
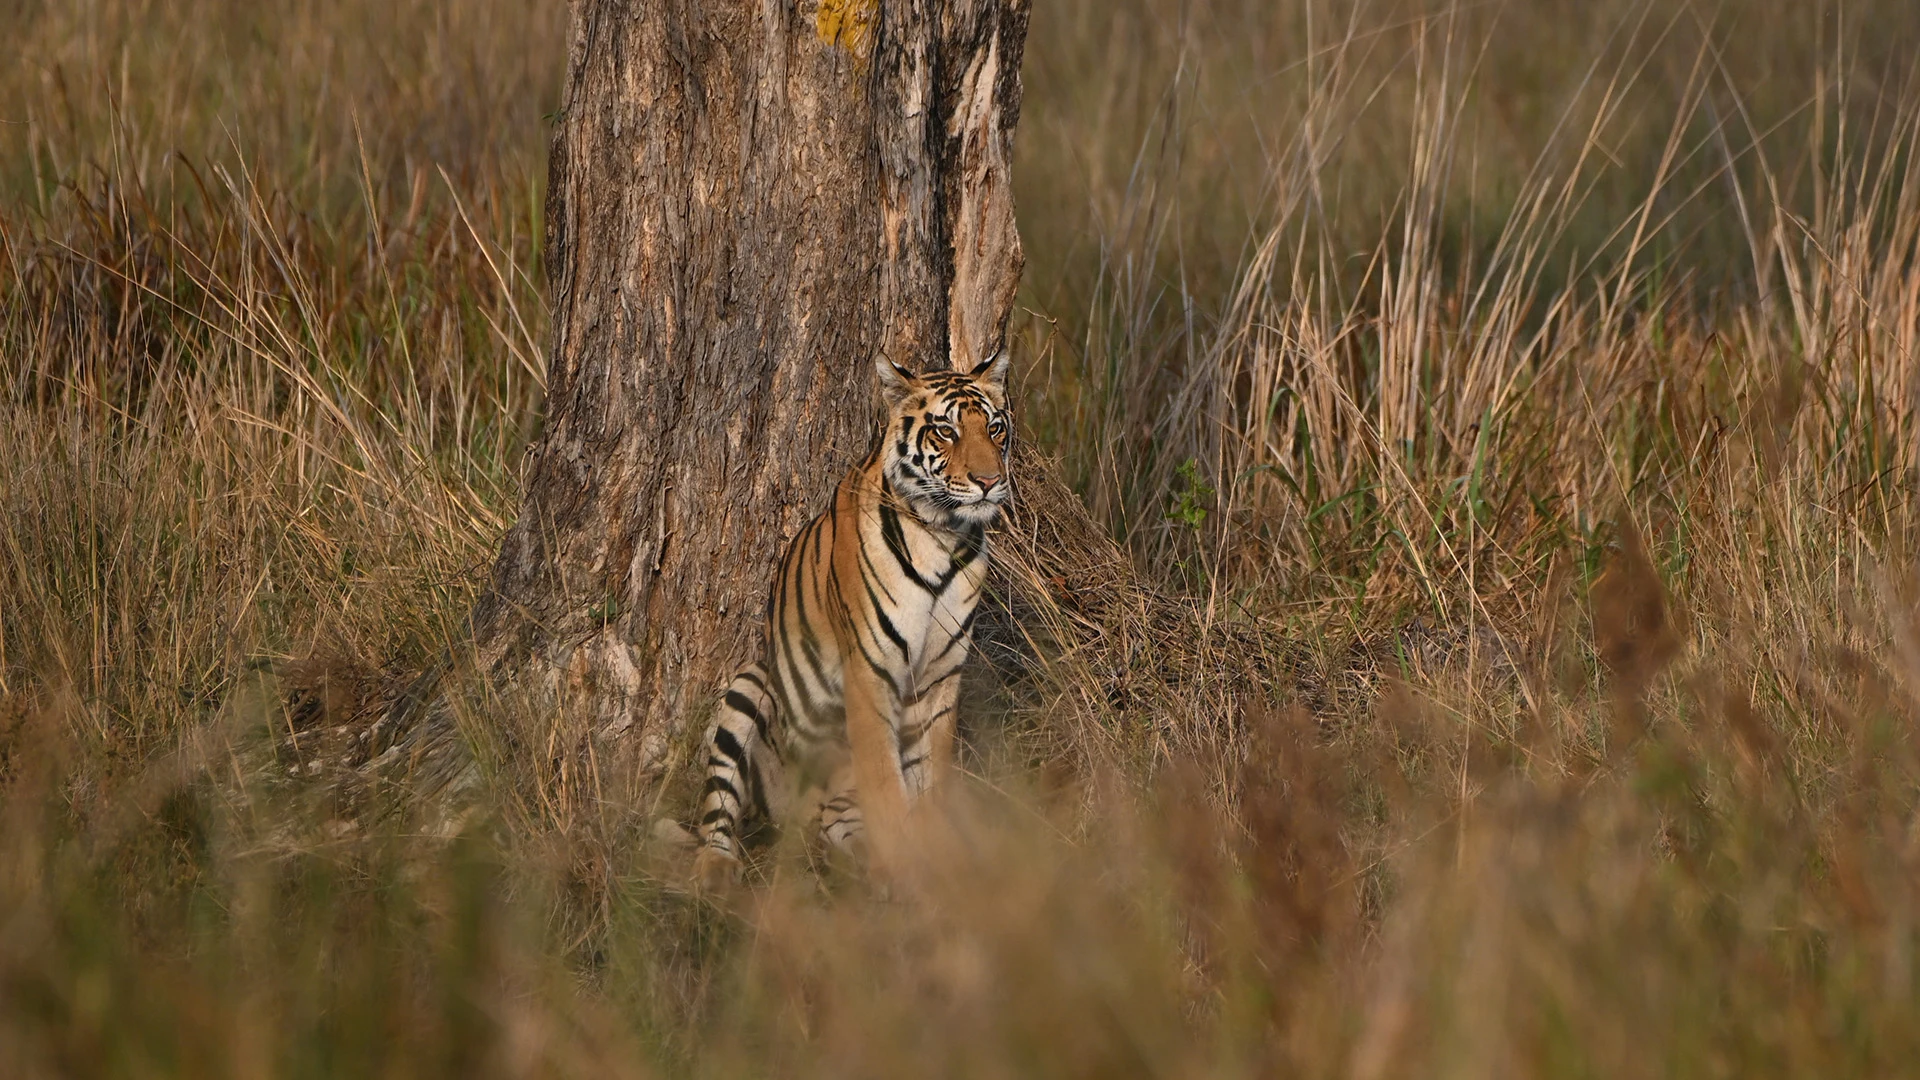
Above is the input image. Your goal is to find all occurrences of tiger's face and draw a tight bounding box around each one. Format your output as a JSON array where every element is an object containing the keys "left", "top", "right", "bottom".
[{"left": 875, "top": 353, "right": 1013, "bottom": 529}]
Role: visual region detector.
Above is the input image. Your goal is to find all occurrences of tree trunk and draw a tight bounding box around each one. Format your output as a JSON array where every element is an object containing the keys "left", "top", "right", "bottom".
[{"left": 399, "top": 0, "right": 1031, "bottom": 810}]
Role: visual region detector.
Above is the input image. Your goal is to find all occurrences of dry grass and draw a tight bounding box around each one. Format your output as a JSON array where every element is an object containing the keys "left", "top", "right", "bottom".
[{"left": 6, "top": 0, "right": 1920, "bottom": 1076}]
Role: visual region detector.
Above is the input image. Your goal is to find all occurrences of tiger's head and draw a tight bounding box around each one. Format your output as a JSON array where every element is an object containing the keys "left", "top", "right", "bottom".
[{"left": 875, "top": 352, "right": 1013, "bottom": 530}]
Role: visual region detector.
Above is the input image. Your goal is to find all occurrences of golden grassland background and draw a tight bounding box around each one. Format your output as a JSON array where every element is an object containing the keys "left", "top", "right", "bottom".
[{"left": 5, "top": 0, "right": 1920, "bottom": 1075}]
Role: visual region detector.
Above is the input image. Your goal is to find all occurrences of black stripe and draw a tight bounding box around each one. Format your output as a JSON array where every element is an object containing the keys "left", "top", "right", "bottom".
[
  {"left": 928, "top": 606, "right": 979, "bottom": 665},
  {"left": 870, "top": 599, "right": 910, "bottom": 658},
  {"left": 771, "top": 641, "right": 817, "bottom": 718},
  {"left": 858, "top": 542, "right": 898, "bottom": 606},
  {"left": 784, "top": 712, "right": 836, "bottom": 743},
  {"left": 897, "top": 704, "right": 956, "bottom": 745},
  {"left": 853, "top": 635, "right": 906, "bottom": 701},
  {"left": 728, "top": 681, "right": 782, "bottom": 759},
  {"left": 787, "top": 535, "right": 813, "bottom": 626},
  {"left": 703, "top": 775, "right": 741, "bottom": 800},
  {"left": 771, "top": 658, "right": 820, "bottom": 744},
  {"left": 713, "top": 727, "right": 750, "bottom": 768},
  {"left": 712, "top": 729, "right": 766, "bottom": 812},
  {"left": 937, "top": 524, "right": 985, "bottom": 590},
  {"left": 914, "top": 659, "right": 965, "bottom": 699},
  {"left": 724, "top": 690, "right": 769, "bottom": 738},
  {"left": 817, "top": 523, "right": 844, "bottom": 606},
  {"left": 770, "top": 560, "right": 800, "bottom": 691},
  {"left": 904, "top": 667, "right": 960, "bottom": 707},
  {"left": 774, "top": 580, "right": 822, "bottom": 722},
  {"left": 811, "top": 508, "right": 830, "bottom": 564},
  {"left": 798, "top": 624, "right": 830, "bottom": 698},
  {"left": 769, "top": 557, "right": 790, "bottom": 629},
  {"left": 781, "top": 645, "right": 842, "bottom": 735},
  {"left": 796, "top": 553, "right": 836, "bottom": 695},
  {"left": 878, "top": 503, "right": 936, "bottom": 591}
]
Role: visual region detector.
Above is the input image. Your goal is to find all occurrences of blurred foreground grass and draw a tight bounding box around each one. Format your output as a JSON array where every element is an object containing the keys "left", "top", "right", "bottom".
[{"left": 5, "top": 0, "right": 1920, "bottom": 1075}]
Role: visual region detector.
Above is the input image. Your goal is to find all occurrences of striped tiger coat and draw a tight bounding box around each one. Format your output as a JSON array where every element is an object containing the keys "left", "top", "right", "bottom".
[{"left": 693, "top": 353, "right": 1012, "bottom": 888}]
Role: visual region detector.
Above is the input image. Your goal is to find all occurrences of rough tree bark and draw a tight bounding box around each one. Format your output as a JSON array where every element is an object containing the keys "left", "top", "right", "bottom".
[{"left": 385, "top": 0, "right": 1032, "bottom": 806}]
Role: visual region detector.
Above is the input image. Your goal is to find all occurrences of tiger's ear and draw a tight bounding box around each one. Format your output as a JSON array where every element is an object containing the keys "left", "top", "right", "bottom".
[
  {"left": 875, "top": 357, "right": 916, "bottom": 408},
  {"left": 967, "top": 349, "right": 1011, "bottom": 392}
]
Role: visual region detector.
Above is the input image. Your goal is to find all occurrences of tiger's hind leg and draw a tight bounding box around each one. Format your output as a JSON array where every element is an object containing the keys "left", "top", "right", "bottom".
[
  {"left": 816, "top": 769, "right": 866, "bottom": 859},
  {"left": 694, "top": 665, "right": 781, "bottom": 889},
  {"left": 807, "top": 763, "right": 877, "bottom": 896}
]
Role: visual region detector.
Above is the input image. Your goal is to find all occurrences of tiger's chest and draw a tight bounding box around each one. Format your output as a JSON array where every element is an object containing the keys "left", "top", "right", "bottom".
[{"left": 866, "top": 506, "right": 989, "bottom": 670}]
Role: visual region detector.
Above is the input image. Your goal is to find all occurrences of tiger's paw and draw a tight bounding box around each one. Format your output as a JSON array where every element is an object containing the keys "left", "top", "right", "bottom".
[
  {"left": 650, "top": 818, "right": 698, "bottom": 851},
  {"left": 692, "top": 845, "right": 743, "bottom": 898}
]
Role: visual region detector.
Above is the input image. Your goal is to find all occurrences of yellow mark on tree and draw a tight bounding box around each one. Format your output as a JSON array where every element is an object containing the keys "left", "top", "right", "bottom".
[{"left": 817, "top": 0, "right": 877, "bottom": 64}]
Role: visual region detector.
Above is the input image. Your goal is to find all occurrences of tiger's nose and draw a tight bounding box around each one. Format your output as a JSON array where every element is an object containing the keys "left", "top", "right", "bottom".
[{"left": 971, "top": 472, "right": 1001, "bottom": 493}]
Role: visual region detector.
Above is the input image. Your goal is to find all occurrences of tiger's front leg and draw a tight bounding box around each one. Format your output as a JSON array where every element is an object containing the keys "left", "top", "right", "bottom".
[
  {"left": 899, "top": 669, "right": 961, "bottom": 799},
  {"left": 839, "top": 659, "right": 914, "bottom": 882},
  {"left": 900, "top": 552, "right": 984, "bottom": 800}
]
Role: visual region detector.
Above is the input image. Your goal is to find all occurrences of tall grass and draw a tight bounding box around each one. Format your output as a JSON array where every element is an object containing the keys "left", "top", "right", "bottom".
[{"left": 5, "top": 0, "right": 1920, "bottom": 1075}]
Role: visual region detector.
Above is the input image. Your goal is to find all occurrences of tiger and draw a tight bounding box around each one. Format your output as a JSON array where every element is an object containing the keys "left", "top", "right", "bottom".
[{"left": 690, "top": 351, "right": 1013, "bottom": 891}]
